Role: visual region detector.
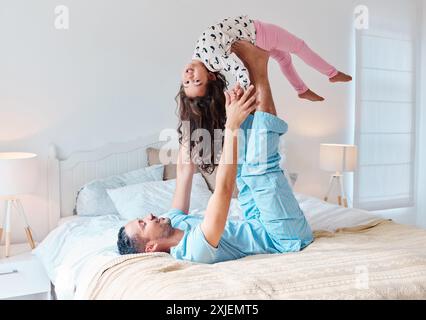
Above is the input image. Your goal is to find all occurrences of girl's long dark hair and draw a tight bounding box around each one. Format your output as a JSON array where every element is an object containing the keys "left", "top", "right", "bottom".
[{"left": 176, "top": 73, "right": 228, "bottom": 174}]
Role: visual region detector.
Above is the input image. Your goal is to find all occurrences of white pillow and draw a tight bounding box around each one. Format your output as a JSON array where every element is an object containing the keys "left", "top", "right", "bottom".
[
  {"left": 75, "top": 164, "right": 164, "bottom": 216},
  {"left": 107, "top": 173, "right": 212, "bottom": 220},
  {"left": 33, "top": 214, "right": 124, "bottom": 298}
]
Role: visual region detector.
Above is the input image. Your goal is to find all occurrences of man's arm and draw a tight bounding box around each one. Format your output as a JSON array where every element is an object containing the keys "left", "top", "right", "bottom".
[
  {"left": 201, "top": 86, "right": 256, "bottom": 248},
  {"left": 171, "top": 144, "right": 196, "bottom": 214}
]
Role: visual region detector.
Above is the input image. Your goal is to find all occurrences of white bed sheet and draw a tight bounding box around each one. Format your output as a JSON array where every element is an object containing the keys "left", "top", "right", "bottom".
[{"left": 33, "top": 193, "right": 380, "bottom": 299}]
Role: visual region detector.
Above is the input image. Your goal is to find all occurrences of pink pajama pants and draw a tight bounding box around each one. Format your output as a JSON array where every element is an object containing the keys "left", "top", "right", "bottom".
[{"left": 254, "top": 20, "right": 338, "bottom": 94}]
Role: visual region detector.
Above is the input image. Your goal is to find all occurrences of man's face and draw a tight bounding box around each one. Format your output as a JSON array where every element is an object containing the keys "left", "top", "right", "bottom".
[{"left": 125, "top": 213, "right": 173, "bottom": 246}]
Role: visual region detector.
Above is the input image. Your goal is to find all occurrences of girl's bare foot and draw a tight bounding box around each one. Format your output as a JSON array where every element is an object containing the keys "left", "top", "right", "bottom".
[
  {"left": 329, "top": 71, "right": 352, "bottom": 83},
  {"left": 298, "top": 89, "right": 325, "bottom": 102}
]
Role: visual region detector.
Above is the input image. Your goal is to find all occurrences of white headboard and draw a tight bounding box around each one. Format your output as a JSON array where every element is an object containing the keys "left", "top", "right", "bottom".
[{"left": 47, "top": 133, "right": 172, "bottom": 230}]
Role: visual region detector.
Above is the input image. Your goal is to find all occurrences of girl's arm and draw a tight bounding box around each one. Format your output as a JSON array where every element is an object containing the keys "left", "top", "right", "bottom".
[{"left": 171, "top": 144, "right": 196, "bottom": 214}]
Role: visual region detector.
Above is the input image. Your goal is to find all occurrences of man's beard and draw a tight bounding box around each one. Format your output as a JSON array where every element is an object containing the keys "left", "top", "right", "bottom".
[{"left": 161, "top": 218, "right": 173, "bottom": 238}]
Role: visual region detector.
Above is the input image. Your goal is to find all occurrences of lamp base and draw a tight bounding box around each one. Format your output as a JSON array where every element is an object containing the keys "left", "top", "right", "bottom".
[
  {"left": 323, "top": 173, "right": 349, "bottom": 208},
  {"left": 0, "top": 199, "right": 36, "bottom": 257}
]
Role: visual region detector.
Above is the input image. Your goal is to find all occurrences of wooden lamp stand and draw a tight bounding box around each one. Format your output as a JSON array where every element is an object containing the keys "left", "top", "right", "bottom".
[
  {"left": 323, "top": 172, "right": 349, "bottom": 208},
  {"left": 0, "top": 197, "right": 36, "bottom": 257}
]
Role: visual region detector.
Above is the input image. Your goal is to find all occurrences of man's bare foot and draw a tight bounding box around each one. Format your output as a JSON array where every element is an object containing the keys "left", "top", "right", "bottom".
[
  {"left": 231, "top": 41, "right": 269, "bottom": 76},
  {"left": 329, "top": 71, "right": 352, "bottom": 83},
  {"left": 230, "top": 41, "right": 277, "bottom": 115},
  {"left": 298, "top": 89, "right": 325, "bottom": 102}
]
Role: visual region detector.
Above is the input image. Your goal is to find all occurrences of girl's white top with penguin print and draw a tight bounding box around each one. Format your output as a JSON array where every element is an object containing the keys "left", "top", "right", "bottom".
[{"left": 192, "top": 15, "right": 256, "bottom": 89}]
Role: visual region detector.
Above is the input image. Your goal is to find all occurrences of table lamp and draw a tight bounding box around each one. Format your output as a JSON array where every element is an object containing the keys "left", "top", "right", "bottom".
[
  {"left": 0, "top": 152, "right": 39, "bottom": 257},
  {"left": 320, "top": 144, "right": 357, "bottom": 208}
]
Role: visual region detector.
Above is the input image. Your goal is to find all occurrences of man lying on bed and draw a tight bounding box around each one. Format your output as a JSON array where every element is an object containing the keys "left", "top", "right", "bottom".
[{"left": 117, "top": 43, "right": 313, "bottom": 264}]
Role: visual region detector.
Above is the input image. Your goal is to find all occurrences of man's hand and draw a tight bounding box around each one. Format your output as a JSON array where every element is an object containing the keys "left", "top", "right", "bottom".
[{"left": 224, "top": 85, "right": 257, "bottom": 130}]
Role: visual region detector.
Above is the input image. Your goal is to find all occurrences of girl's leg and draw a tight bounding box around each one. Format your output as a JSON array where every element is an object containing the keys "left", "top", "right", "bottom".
[
  {"left": 270, "top": 49, "right": 308, "bottom": 94},
  {"left": 254, "top": 20, "right": 338, "bottom": 79},
  {"left": 268, "top": 49, "right": 325, "bottom": 101}
]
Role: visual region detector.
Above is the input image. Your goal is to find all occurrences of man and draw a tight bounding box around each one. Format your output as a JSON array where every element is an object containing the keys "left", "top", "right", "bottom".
[{"left": 117, "top": 43, "right": 313, "bottom": 264}]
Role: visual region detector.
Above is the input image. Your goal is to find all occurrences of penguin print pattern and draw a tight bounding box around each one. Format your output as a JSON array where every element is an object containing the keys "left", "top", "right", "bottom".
[{"left": 192, "top": 15, "right": 256, "bottom": 89}]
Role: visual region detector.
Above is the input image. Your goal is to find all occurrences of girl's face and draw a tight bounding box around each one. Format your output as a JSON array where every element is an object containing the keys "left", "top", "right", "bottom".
[{"left": 181, "top": 60, "right": 215, "bottom": 97}]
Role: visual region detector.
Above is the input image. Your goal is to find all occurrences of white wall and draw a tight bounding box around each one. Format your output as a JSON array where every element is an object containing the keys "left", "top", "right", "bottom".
[
  {"left": 0, "top": 0, "right": 358, "bottom": 243},
  {"left": 416, "top": 0, "right": 426, "bottom": 228}
]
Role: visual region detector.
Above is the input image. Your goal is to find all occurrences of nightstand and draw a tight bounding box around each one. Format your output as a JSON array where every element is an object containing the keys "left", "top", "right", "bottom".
[{"left": 0, "top": 243, "right": 51, "bottom": 300}]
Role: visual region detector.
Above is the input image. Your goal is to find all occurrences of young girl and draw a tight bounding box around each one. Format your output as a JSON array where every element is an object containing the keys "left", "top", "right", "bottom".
[
  {"left": 180, "top": 15, "right": 352, "bottom": 102},
  {"left": 177, "top": 15, "right": 352, "bottom": 174}
]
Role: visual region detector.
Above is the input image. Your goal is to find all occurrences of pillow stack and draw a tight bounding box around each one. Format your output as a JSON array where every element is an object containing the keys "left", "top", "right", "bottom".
[
  {"left": 147, "top": 147, "right": 239, "bottom": 198},
  {"left": 74, "top": 164, "right": 164, "bottom": 216},
  {"left": 107, "top": 173, "right": 212, "bottom": 220},
  {"left": 147, "top": 147, "right": 297, "bottom": 190},
  {"left": 73, "top": 146, "right": 298, "bottom": 220}
]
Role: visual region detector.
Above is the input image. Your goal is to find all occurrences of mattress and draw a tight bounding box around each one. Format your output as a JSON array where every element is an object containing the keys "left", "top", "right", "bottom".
[{"left": 33, "top": 193, "right": 425, "bottom": 299}]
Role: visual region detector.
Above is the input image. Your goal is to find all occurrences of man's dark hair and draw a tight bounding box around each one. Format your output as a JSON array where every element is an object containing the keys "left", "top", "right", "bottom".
[{"left": 117, "top": 226, "right": 140, "bottom": 255}]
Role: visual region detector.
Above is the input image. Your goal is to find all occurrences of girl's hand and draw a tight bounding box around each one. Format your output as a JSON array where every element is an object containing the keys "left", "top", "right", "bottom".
[
  {"left": 224, "top": 85, "right": 256, "bottom": 130},
  {"left": 226, "top": 83, "right": 244, "bottom": 104},
  {"left": 232, "top": 83, "right": 244, "bottom": 101}
]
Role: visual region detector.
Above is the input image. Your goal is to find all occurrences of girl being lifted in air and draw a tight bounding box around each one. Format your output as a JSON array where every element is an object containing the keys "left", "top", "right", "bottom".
[{"left": 180, "top": 15, "right": 352, "bottom": 102}]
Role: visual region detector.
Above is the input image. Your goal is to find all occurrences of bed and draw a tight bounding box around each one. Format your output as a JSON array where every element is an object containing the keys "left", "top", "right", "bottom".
[{"left": 34, "top": 134, "right": 426, "bottom": 299}]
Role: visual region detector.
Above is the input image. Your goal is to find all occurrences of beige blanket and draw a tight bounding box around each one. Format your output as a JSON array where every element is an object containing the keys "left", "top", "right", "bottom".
[{"left": 85, "top": 220, "right": 426, "bottom": 299}]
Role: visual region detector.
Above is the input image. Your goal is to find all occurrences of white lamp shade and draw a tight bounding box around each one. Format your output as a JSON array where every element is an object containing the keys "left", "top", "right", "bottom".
[
  {"left": 320, "top": 144, "right": 357, "bottom": 173},
  {"left": 0, "top": 153, "right": 39, "bottom": 196}
]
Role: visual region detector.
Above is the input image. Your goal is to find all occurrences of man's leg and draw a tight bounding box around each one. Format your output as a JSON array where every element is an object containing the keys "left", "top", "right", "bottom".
[
  {"left": 241, "top": 113, "right": 313, "bottom": 252},
  {"left": 231, "top": 42, "right": 267, "bottom": 221},
  {"left": 231, "top": 40, "right": 276, "bottom": 116},
  {"left": 236, "top": 115, "right": 260, "bottom": 221},
  {"left": 234, "top": 42, "right": 282, "bottom": 221},
  {"left": 234, "top": 42, "right": 313, "bottom": 252}
]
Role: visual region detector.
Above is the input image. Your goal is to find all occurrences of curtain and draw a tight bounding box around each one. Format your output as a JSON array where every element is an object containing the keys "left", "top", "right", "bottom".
[{"left": 354, "top": 0, "right": 419, "bottom": 210}]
